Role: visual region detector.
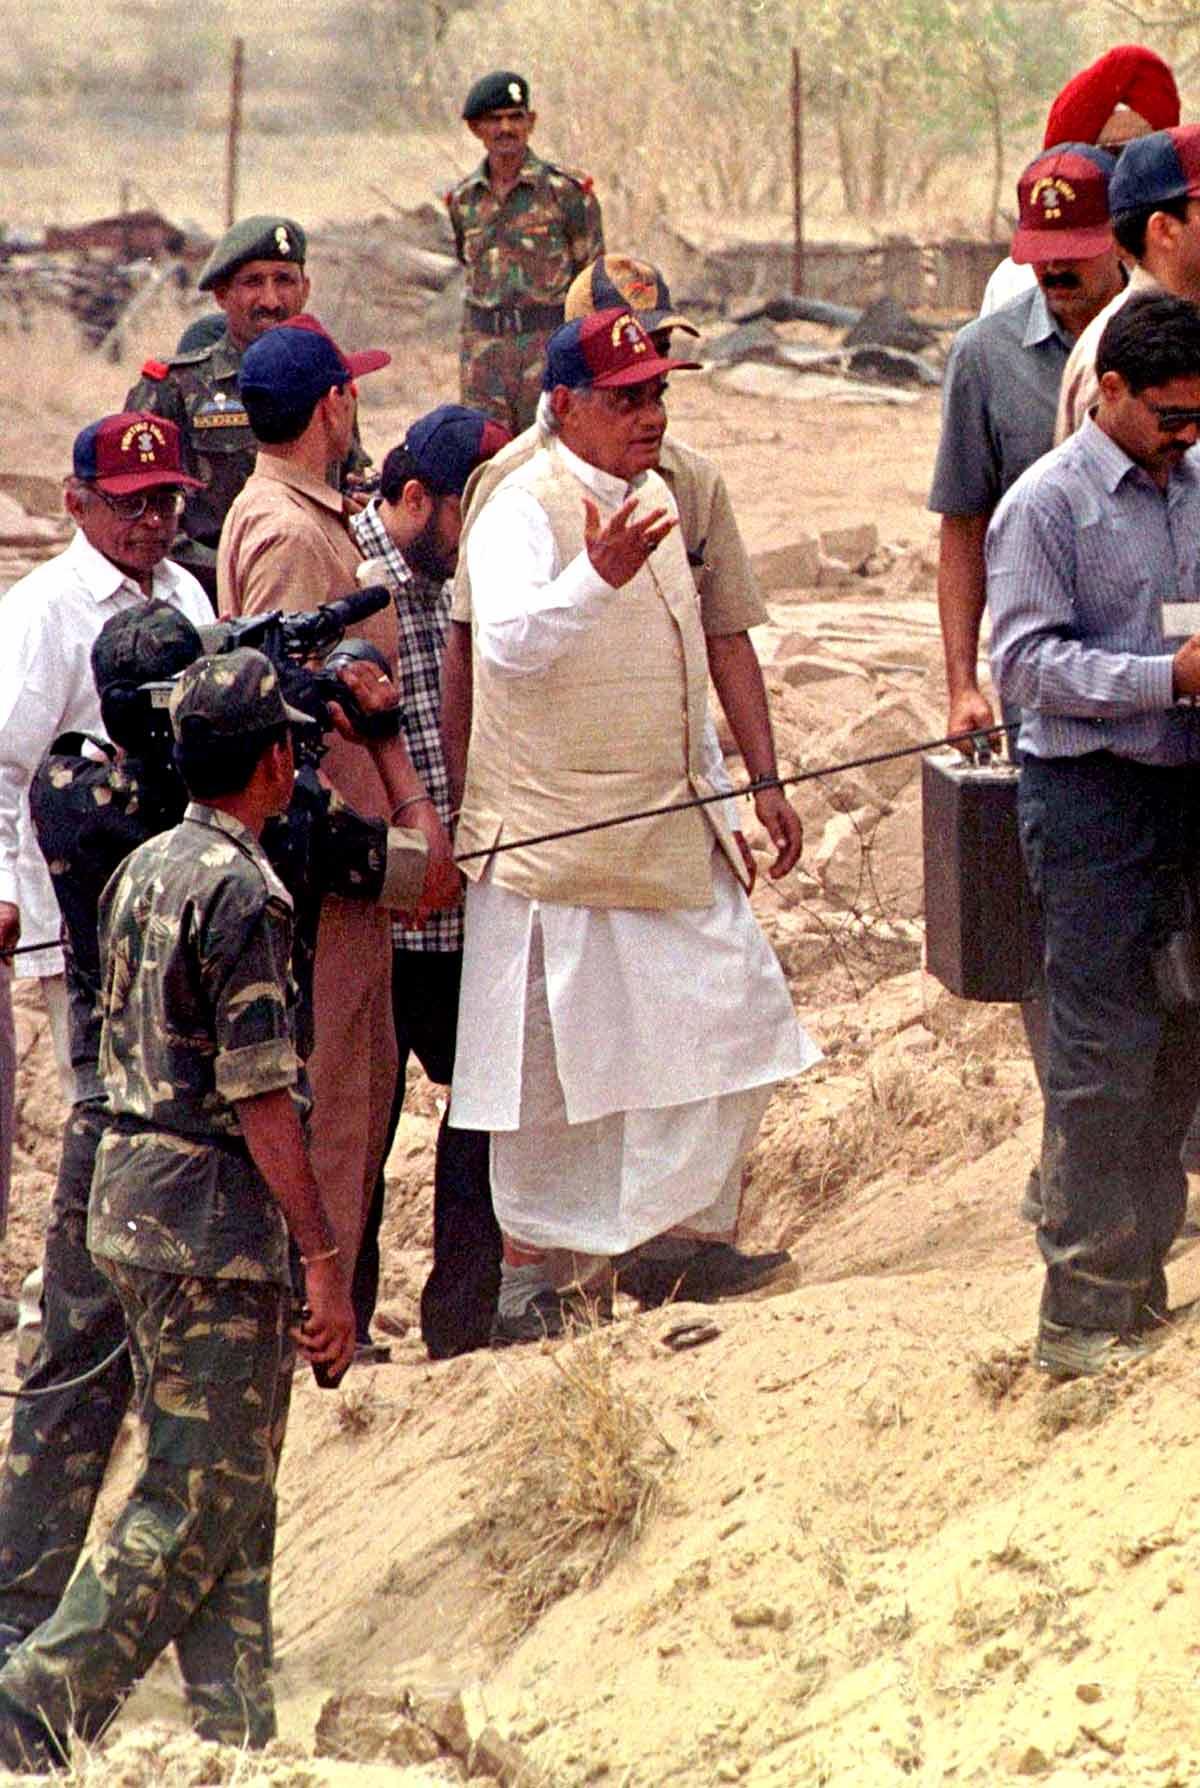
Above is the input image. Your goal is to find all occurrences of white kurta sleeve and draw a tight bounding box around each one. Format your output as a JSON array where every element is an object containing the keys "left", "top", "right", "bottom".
[{"left": 466, "top": 486, "right": 619, "bottom": 674}]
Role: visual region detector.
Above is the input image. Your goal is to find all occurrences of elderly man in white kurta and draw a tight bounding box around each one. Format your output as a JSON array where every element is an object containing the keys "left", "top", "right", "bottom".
[{"left": 449, "top": 309, "right": 819, "bottom": 1344}]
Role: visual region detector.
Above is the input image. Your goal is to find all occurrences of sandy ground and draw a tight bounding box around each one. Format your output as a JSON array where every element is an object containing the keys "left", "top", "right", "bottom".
[{"left": 7, "top": 302, "right": 1198, "bottom": 1788}]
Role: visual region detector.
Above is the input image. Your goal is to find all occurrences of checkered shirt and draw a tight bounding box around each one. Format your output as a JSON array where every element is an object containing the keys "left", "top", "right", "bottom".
[{"left": 351, "top": 498, "right": 461, "bottom": 950}]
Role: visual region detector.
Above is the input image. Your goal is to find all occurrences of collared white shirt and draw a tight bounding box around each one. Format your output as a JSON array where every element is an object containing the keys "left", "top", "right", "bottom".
[{"left": 0, "top": 530, "right": 211, "bottom": 975}]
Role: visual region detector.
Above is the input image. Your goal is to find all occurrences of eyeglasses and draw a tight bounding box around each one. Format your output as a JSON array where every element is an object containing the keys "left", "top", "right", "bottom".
[
  {"left": 1143, "top": 402, "right": 1200, "bottom": 434},
  {"left": 90, "top": 487, "right": 187, "bottom": 522},
  {"left": 596, "top": 379, "right": 669, "bottom": 415}
]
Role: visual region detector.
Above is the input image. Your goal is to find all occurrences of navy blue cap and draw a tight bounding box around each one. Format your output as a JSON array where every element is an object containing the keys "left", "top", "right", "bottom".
[
  {"left": 399, "top": 405, "right": 512, "bottom": 497},
  {"left": 1109, "top": 125, "right": 1200, "bottom": 218},
  {"left": 239, "top": 313, "right": 389, "bottom": 410}
]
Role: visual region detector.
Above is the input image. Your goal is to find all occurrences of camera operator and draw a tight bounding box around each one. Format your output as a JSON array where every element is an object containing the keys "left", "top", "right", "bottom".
[{"left": 0, "top": 598, "right": 457, "bottom": 1668}]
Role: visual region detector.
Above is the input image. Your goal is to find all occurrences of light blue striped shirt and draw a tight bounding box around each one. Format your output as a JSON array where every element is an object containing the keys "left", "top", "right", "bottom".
[{"left": 987, "top": 416, "right": 1200, "bottom": 766}]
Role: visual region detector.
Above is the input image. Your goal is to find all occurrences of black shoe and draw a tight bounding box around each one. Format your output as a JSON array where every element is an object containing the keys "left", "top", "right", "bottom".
[
  {"left": 490, "top": 1288, "right": 569, "bottom": 1348},
  {"left": 617, "top": 1242, "right": 792, "bottom": 1310}
]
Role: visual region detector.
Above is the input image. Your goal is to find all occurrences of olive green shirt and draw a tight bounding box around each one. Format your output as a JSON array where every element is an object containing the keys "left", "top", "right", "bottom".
[{"left": 88, "top": 803, "right": 302, "bottom": 1286}]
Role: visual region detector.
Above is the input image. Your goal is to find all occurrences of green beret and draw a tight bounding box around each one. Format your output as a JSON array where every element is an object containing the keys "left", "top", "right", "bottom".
[
  {"left": 462, "top": 71, "right": 530, "bottom": 121},
  {"left": 196, "top": 216, "right": 307, "bottom": 292}
]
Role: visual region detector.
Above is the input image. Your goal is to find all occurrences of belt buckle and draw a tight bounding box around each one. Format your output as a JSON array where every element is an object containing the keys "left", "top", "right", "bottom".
[{"left": 499, "top": 304, "right": 523, "bottom": 336}]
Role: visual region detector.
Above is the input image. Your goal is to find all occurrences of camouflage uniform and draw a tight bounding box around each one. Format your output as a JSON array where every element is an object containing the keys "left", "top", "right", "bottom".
[
  {"left": 125, "top": 335, "right": 256, "bottom": 601},
  {"left": 0, "top": 736, "right": 396, "bottom": 1662},
  {"left": 446, "top": 151, "right": 604, "bottom": 433},
  {"left": 0, "top": 798, "right": 302, "bottom": 1755}
]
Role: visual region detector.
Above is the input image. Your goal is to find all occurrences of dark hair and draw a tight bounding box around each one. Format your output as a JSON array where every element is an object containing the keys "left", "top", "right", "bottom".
[
  {"left": 241, "top": 386, "right": 324, "bottom": 445},
  {"left": 1095, "top": 291, "right": 1200, "bottom": 392},
  {"left": 379, "top": 443, "right": 428, "bottom": 504},
  {"left": 1112, "top": 195, "right": 1190, "bottom": 260},
  {"left": 172, "top": 721, "right": 288, "bottom": 797}
]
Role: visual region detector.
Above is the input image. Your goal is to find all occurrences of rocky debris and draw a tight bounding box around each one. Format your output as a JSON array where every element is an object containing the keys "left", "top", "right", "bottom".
[
  {"left": 0, "top": 210, "right": 205, "bottom": 349},
  {"left": 314, "top": 1688, "right": 540, "bottom": 1785},
  {"left": 846, "top": 343, "right": 941, "bottom": 387},
  {"left": 712, "top": 363, "right": 923, "bottom": 406},
  {"left": 841, "top": 294, "right": 936, "bottom": 353},
  {"left": 731, "top": 295, "right": 861, "bottom": 330}
]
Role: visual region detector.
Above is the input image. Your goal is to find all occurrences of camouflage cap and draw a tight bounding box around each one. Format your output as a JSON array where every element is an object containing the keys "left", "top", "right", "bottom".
[
  {"left": 463, "top": 70, "right": 530, "bottom": 120},
  {"left": 91, "top": 600, "right": 203, "bottom": 694},
  {"left": 169, "top": 647, "right": 312, "bottom": 740},
  {"left": 197, "top": 215, "right": 307, "bottom": 292}
]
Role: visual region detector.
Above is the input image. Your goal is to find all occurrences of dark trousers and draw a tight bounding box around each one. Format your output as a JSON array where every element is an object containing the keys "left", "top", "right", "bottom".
[
  {"left": 0, "top": 1103, "right": 132, "bottom": 1645},
  {"left": 353, "top": 948, "right": 499, "bottom": 1359},
  {"left": 1020, "top": 754, "right": 1200, "bottom": 1332}
]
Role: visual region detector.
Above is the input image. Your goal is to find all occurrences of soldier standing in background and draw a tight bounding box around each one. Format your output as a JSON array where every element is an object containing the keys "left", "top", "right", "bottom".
[
  {"left": 124, "top": 217, "right": 311, "bottom": 600},
  {"left": 446, "top": 71, "right": 603, "bottom": 433}
]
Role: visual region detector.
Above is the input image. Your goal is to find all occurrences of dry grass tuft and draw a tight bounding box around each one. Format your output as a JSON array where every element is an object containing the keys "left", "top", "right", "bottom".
[
  {"left": 970, "top": 1345, "right": 1029, "bottom": 1405},
  {"left": 332, "top": 1380, "right": 378, "bottom": 1436},
  {"left": 58, "top": 1721, "right": 319, "bottom": 1785},
  {"left": 482, "top": 1329, "right": 673, "bottom": 1632}
]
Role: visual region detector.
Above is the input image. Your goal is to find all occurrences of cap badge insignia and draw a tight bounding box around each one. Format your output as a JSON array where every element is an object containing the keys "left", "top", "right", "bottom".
[
  {"left": 612, "top": 314, "right": 648, "bottom": 353},
  {"left": 508, "top": 81, "right": 522, "bottom": 102},
  {"left": 120, "top": 419, "right": 166, "bottom": 463},
  {"left": 276, "top": 226, "right": 291, "bottom": 254},
  {"left": 1031, "top": 175, "right": 1076, "bottom": 221}
]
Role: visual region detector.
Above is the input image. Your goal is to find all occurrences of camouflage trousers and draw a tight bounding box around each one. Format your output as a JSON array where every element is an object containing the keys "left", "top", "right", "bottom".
[
  {"left": 460, "top": 327, "right": 555, "bottom": 435},
  {"left": 0, "top": 1264, "right": 294, "bottom": 1752},
  {"left": 0, "top": 1101, "right": 132, "bottom": 1647}
]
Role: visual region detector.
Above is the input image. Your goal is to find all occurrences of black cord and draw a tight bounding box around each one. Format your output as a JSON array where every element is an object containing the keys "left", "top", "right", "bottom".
[
  {"left": 0, "top": 1337, "right": 129, "bottom": 1400},
  {"left": 1, "top": 723, "right": 1015, "bottom": 956},
  {"left": 453, "top": 723, "right": 1015, "bottom": 863}
]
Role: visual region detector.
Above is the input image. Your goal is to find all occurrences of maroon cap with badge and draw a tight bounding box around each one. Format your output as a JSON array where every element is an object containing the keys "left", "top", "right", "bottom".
[
  {"left": 72, "top": 412, "right": 203, "bottom": 494},
  {"left": 543, "top": 308, "right": 700, "bottom": 391},
  {"left": 1011, "top": 144, "right": 1118, "bottom": 264}
]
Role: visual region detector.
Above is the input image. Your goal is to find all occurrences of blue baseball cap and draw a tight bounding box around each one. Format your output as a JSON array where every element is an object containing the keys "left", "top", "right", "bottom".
[
  {"left": 239, "top": 313, "right": 390, "bottom": 408},
  {"left": 399, "top": 405, "right": 512, "bottom": 497},
  {"left": 1109, "top": 124, "right": 1200, "bottom": 219}
]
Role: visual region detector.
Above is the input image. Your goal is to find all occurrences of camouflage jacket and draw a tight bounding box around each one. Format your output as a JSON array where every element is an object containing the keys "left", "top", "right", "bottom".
[
  {"left": 30, "top": 743, "right": 390, "bottom": 1100},
  {"left": 89, "top": 803, "right": 301, "bottom": 1284},
  {"left": 446, "top": 151, "right": 603, "bottom": 310},
  {"left": 126, "top": 334, "right": 370, "bottom": 594}
]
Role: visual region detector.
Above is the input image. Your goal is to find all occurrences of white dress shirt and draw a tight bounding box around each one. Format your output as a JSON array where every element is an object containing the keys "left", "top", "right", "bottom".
[{"left": 0, "top": 531, "right": 211, "bottom": 976}]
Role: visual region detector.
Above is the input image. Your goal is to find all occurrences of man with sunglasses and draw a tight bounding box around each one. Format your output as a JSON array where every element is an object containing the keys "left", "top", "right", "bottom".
[
  {"left": 1058, "top": 126, "right": 1200, "bottom": 437},
  {"left": 0, "top": 413, "right": 211, "bottom": 1125},
  {"left": 987, "top": 291, "right": 1200, "bottom": 1379}
]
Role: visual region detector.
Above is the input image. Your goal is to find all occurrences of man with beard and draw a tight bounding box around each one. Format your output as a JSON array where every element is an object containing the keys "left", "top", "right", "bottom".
[
  {"left": 348, "top": 405, "right": 510, "bottom": 1359},
  {"left": 987, "top": 292, "right": 1200, "bottom": 1377}
]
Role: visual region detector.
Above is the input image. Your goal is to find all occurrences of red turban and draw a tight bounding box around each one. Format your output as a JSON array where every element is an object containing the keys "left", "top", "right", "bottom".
[{"left": 1043, "top": 44, "right": 1179, "bottom": 149}]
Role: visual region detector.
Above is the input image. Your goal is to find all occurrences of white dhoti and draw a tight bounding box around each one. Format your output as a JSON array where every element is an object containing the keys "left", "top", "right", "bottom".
[{"left": 451, "top": 851, "right": 821, "bottom": 1256}]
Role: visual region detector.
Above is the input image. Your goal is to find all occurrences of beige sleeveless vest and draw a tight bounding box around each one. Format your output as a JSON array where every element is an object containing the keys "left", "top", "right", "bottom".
[{"left": 457, "top": 443, "right": 744, "bottom": 910}]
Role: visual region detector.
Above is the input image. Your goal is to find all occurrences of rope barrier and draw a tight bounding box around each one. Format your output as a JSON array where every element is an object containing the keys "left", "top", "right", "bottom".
[{"left": 0, "top": 722, "right": 1015, "bottom": 959}]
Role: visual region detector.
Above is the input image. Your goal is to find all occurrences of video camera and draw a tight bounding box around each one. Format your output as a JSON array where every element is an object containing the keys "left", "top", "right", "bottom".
[{"left": 144, "top": 585, "right": 402, "bottom": 761}]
